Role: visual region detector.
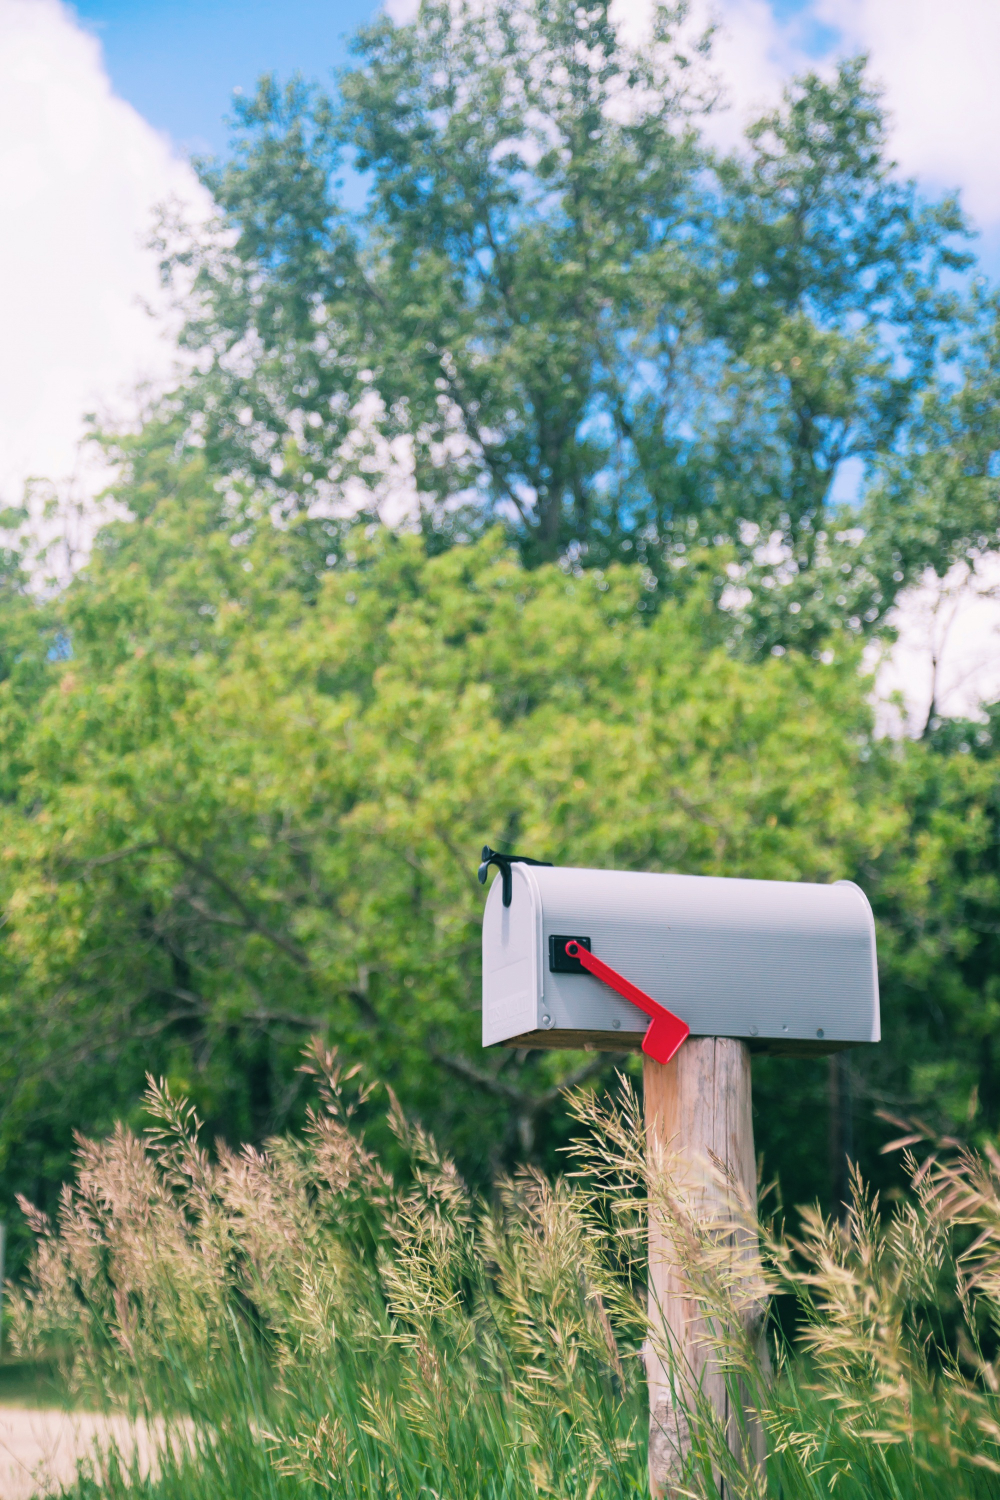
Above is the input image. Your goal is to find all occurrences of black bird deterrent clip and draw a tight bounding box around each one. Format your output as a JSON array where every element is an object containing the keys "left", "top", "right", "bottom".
[{"left": 477, "top": 845, "right": 552, "bottom": 907}]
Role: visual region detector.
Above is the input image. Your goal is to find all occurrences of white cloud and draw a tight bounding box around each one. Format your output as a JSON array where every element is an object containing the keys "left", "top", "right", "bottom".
[
  {"left": 683, "top": 0, "right": 1000, "bottom": 236},
  {"left": 873, "top": 558, "right": 1000, "bottom": 735},
  {"left": 685, "top": 0, "right": 812, "bottom": 153},
  {"left": 815, "top": 0, "right": 1000, "bottom": 228},
  {"left": 0, "top": 0, "right": 209, "bottom": 518}
]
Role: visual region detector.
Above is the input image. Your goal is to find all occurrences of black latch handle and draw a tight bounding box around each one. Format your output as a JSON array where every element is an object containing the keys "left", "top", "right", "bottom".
[{"left": 477, "top": 845, "right": 552, "bottom": 907}]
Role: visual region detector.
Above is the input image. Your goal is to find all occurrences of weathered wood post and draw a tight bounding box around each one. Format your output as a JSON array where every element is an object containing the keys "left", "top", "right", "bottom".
[
  {"left": 644, "top": 1039, "right": 765, "bottom": 1496},
  {"left": 478, "top": 849, "right": 880, "bottom": 1499}
]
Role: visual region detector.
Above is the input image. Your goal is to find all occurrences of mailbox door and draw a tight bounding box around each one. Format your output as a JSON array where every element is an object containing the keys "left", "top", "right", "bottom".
[{"left": 482, "top": 863, "right": 542, "bottom": 1045}]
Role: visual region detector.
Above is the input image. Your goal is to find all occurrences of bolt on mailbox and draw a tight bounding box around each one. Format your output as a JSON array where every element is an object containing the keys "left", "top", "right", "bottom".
[{"left": 480, "top": 849, "right": 879, "bottom": 1056}]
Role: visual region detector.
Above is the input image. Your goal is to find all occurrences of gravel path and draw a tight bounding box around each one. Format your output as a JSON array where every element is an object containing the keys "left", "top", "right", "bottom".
[{"left": 0, "top": 1406, "right": 166, "bottom": 1498}]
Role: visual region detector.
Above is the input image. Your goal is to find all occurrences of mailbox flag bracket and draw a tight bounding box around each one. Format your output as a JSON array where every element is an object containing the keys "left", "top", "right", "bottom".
[{"left": 565, "top": 940, "right": 689, "bottom": 1065}]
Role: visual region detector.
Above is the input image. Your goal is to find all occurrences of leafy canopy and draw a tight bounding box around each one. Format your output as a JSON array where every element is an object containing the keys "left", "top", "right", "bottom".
[
  {"left": 152, "top": 0, "right": 997, "bottom": 657},
  {"left": 0, "top": 454, "right": 892, "bottom": 1257}
]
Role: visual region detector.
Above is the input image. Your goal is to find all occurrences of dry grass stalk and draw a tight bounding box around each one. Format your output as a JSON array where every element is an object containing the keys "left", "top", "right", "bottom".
[{"left": 8, "top": 1053, "right": 1000, "bottom": 1498}]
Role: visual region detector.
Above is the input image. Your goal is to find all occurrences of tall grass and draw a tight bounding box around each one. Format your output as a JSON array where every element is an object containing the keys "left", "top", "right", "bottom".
[{"left": 10, "top": 1046, "right": 1000, "bottom": 1499}]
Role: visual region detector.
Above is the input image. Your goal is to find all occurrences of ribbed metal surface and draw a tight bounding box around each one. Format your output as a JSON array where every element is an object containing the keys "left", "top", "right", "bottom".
[
  {"left": 482, "top": 865, "right": 879, "bottom": 1048},
  {"left": 482, "top": 863, "right": 540, "bottom": 1046}
]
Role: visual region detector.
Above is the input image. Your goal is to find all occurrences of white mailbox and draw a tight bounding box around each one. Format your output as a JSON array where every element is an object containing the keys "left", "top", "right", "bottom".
[{"left": 480, "top": 851, "right": 879, "bottom": 1056}]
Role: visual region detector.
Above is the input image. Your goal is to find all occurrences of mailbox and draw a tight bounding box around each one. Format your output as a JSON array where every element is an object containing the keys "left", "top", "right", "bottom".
[{"left": 480, "top": 852, "right": 879, "bottom": 1056}]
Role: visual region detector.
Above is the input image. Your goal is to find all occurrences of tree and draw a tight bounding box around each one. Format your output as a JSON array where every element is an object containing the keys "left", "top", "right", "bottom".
[
  {"left": 695, "top": 60, "right": 975, "bottom": 654},
  {"left": 149, "top": 2, "right": 990, "bottom": 653},
  {"left": 867, "top": 708, "right": 1000, "bottom": 1136},
  {"left": 0, "top": 460, "right": 893, "bottom": 1262},
  {"left": 168, "top": 0, "right": 712, "bottom": 559}
]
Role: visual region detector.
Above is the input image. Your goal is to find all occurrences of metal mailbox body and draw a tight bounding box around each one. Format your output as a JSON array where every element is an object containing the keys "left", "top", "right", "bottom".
[{"left": 482, "top": 864, "right": 879, "bottom": 1055}]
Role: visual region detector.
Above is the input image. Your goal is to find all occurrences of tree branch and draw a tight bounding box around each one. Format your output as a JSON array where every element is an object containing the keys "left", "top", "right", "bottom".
[
  {"left": 431, "top": 1048, "right": 607, "bottom": 1115},
  {"left": 162, "top": 842, "right": 311, "bottom": 967},
  {"left": 76, "top": 842, "right": 160, "bottom": 871}
]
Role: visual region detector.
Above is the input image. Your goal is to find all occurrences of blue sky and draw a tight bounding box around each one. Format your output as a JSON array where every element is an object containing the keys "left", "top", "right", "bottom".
[
  {"left": 68, "top": 0, "right": 838, "bottom": 164},
  {"left": 71, "top": 0, "right": 382, "bottom": 157},
  {"left": 70, "top": 0, "right": 850, "bottom": 162}
]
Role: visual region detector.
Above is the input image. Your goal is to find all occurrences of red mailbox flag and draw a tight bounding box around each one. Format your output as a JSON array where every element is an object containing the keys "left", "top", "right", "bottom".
[{"left": 564, "top": 941, "right": 689, "bottom": 1065}]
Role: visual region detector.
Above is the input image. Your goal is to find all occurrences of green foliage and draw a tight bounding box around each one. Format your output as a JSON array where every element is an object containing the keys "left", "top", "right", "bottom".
[
  {"left": 862, "top": 284, "right": 1000, "bottom": 643},
  {"left": 869, "top": 706, "right": 1000, "bottom": 1136},
  {"left": 179, "top": 0, "right": 711, "bottom": 561},
  {"left": 702, "top": 59, "right": 977, "bottom": 654},
  {"left": 2, "top": 432, "right": 999, "bottom": 1264},
  {"left": 0, "top": 469, "right": 892, "bottom": 1267}
]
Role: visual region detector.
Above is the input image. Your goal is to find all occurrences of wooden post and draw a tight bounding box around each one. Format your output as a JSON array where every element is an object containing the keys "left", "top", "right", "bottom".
[{"left": 644, "top": 1038, "right": 767, "bottom": 1498}]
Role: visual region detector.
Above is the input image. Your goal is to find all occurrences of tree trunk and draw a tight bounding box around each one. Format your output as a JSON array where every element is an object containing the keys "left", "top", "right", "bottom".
[{"left": 644, "top": 1038, "right": 768, "bottom": 1498}]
